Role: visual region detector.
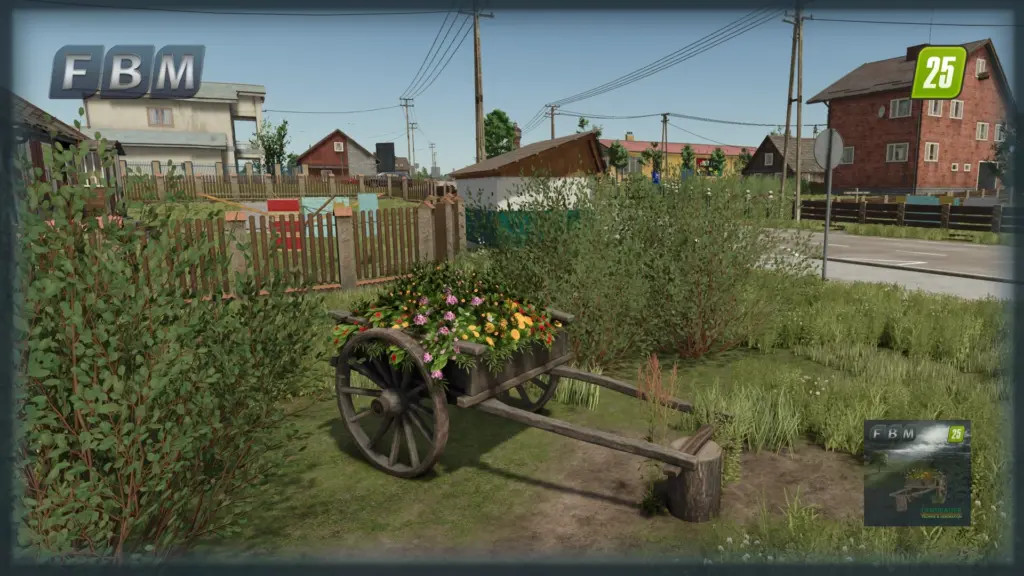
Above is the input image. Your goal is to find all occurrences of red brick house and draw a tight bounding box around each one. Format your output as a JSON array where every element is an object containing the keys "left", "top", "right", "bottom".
[
  {"left": 295, "top": 129, "right": 378, "bottom": 179},
  {"left": 807, "top": 39, "right": 1014, "bottom": 195}
]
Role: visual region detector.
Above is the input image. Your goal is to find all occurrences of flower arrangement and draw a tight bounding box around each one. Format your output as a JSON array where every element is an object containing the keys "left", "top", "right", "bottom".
[{"left": 331, "top": 262, "right": 562, "bottom": 381}]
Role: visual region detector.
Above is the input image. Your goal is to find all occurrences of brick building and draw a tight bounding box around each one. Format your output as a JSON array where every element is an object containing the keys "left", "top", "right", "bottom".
[
  {"left": 295, "top": 129, "right": 377, "bottom": 178},
  {"left": 807, "top": 39, "right": 1014, "bottom": 195}
]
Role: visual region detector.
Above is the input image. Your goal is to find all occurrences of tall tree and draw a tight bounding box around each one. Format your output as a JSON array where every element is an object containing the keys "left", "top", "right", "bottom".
[
  {"left": 484, "top": 109, "right": 517, "bottom": 159},
  {"left": 639, "top": 143, "right": 663, "bottom": 174},
  {"left": 680, "top": 145, "right": 696, "bottom": 172},
  {"left": 992, "top": 120, "right": 1015, "bottom": 190},
  {"left": 249, "top": 119, "right": 291, "bottom": 175},
  {"left": 708, "top": 148, "right": 727, "bottom": 176},
  {"left": 737, "top": 148, "right": 752, "bottom": 172},
  {"left": 285, "top": 153, "right": 299, "bottom": 173},
  {"left": 606, "top": 141, "right": 629, "bottom": 180},
  {"left": 576, "top": 116, "right": 603, "bottom": 138}
]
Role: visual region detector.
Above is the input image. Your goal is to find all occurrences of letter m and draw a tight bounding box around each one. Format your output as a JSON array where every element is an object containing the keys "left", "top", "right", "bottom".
[
  {"left": 150, "top": 45, "right": 205, "bottom": 99},
  {"left": 901, "top": 427, "right": 916, "bottom": 441}
]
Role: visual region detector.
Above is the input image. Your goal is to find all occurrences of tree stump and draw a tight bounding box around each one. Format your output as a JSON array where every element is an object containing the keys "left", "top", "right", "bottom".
[{"left": 666, "top": 435, "right": 723, "bottom": 522}]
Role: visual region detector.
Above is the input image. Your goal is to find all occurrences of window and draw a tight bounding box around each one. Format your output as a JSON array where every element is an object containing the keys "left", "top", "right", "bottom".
[
  {"left": 924, "top": 142, "right": 939, "bottom": 162},
  {"left": 976, "top": 58, "right": 987, "bottom": 76},
  {"left": 976, "top": 122, "right": 990, "bottom": 140},
  {"left": 886, "top": 143, "right": 910, "bottom": 163},
  {"left": 952, "top": 163, "right": 959, "bottom": 172},
  {"left": 950, "top": 100, "right": 964, "bottom": 119},
  {"left": 995, "top": 124, "right": 1006, "bottom": 142},
  {"left": 764, "top": 152, "right": 774, "bottom": 167},
  {"left": 927, "top": 100, "right": 943, "bottom": 117},
  {"left": 964, "top": 163, "right": 972, "bottom": 172},
  {"left": 840, "top": 146, "right": 855, "bottom": 164},
  {"left": 147, "top": 107, "right": 173, "bottom": 126},
  {"left": 890, "top": 98, "right": 912, "bottom": 119}
]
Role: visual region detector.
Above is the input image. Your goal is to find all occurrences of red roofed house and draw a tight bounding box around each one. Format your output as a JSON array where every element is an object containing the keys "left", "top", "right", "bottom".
[
  {"left": 598, "top": 132, "right": 753, "bottom": 179},
  {"left": 294, "top": 129, "right": 378, "bottom": 180},
  {"left": 807, "top": 39, "right": 1014, "bottom": 195}
]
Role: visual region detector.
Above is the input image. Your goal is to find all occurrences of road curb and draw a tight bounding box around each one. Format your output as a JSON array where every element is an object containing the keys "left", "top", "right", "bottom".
[{"left": 822, "top": 257, "right": 1021, "bottom": 285}]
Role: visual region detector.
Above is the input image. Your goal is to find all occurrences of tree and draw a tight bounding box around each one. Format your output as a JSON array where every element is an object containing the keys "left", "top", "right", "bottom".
[
  {"left": 606, "top": 141, "right": 629, "bottom": 179},
  {"left": 680, "top": 145, "right": 696, "bottom": 172},
  {"left": 250, "top": 119, "right": 291, "bottom": 175},
  {"left": 738, "top": 148, "right": 752, "bottom": 172},
  {"left": 285, "top": 153, "right": 299, "bottom": 173},
  {"left": 484, "top": 109, "right": 517, "bottom": 159},
  {"left": 867, "top": 451, "right": 889, "bottom": 473},
  {"left": 708, "top": 148, "right": 727, "bottom": 176},
  {"left": 576, "top": 116, "right": 603, "bottom": 138},
  {"left": 992, "top": 120, "right": 1015, "bottom": 190},
  {"left": 639, "top": 143, "right": 663, "bottom": 174}
]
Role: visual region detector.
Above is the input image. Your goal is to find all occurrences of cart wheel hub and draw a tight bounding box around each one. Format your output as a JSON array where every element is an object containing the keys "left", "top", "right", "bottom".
[{"left": 371, "top": 389, "right": 404, "bottom": 416}]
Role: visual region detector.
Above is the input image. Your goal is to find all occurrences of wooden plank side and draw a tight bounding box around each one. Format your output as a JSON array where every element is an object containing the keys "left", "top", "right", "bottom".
[
  {"left": 326, "top": 212, "right": 338, "bottom": 283},
  {"left": 259, "top": 215, "right": 271, "bottom": 284},
  {"left": 317, "top": 214, "right": 328, "bottom": 283},
  {"left": 217, "top": 217, "right": 230, "bottom": 294},
  {"left": 374, "top": 209, "right": 385, "bottom": 278},
  {"left": 289, "top": 214, "right": 300, "bottom": 285},
  {"left": 307, "top": 215, "right": 320, "bottom": 284},
  {"left": 298, "top": 214, "right": 310, "bottom": 286},
  {"left": 351, "top": 210, "right": 364, "bottom": 281},
  {"left": 195, "top": 219, "right": 210, "bottom": 296},
  {"left": 249, "top": 216, "right": 262, "bottom": 290},
  {"left": 172, "top": 220, "right": 186, "bottom": 295},
  {"left": 433, "top": 206, "right": 447, "bottom": 262},
  {"left": 413, "top": 206, "right": 421, "bottom": 264},
  {"left": 451, "top": 202, "right": 461, "bottom": 257}
]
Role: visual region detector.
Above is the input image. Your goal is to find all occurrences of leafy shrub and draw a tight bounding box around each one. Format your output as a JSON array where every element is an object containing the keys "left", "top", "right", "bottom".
[{"left": 14, "top": 128, "right": 323, "bottom": 560}]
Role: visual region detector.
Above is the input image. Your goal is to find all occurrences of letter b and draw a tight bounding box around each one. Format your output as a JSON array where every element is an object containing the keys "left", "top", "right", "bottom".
[{"left": 101, "top": 45, "right": 154, "bottom": 99}]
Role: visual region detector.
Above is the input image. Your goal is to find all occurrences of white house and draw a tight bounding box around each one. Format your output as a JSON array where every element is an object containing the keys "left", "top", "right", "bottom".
[
  {"left": 450, "top": 130, "right": 606, "bottom": 209},
  {"left": 83, "top": 81, "right": 265, "bottom": 171}
]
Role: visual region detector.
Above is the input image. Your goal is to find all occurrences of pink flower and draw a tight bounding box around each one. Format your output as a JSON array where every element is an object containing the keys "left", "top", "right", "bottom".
[
  {"left": 423, "top": 352, "right": 433, "bottom": 363},
  {"left": 431, "top": 370, "right": 444, "bottom": 379},
  {"left": 438, "top": 326, "right": 450, "bottom": 335},
  {"left": 470, "top": 296, "right": 483, "bottom": 306},
  {"left": 443, "top": 311, "right": 455, "bottom": 321},
  {"left": 419, "top": 296, "right": 429, "bottom": 306},
  {"left": 414, "top": 314, "right": 428, "bottom": 325},
  {"left": 445, "top": 294, "right": 458, "bottom": 305}
]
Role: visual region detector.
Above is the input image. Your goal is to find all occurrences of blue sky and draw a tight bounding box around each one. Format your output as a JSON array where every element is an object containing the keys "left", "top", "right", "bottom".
[{"left": 13, "top": 8, "right": 1015, "bottom": 173}]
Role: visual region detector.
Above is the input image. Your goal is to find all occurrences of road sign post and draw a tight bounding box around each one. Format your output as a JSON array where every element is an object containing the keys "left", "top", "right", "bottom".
[{"left": 814, "top": 128, "right": 844, "bottom": 280}]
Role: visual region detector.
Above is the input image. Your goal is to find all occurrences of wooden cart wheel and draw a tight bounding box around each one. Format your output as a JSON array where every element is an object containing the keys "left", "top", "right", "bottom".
[
  {"left": 497, "top": 373, "right": 560, "bottom": 413},
  {"left": 334, "top": 328, "right": 449, "bottom": 478}
]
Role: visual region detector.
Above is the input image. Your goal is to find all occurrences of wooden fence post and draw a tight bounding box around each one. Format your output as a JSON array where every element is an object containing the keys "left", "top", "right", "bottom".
[
  {"left": 297, "top": 165, "right": 307, "bottom": 197},
  {"left": 858, "top": 200, "right": 867, "bottom": 224},
  {"left": 455, "top": 198, "right": 466, "bottom": 254},
  {"left": 227, "top": 164, "right": 240, "bottom": 199},
  {"left": 358, "top": 175, "right": 365, "bottom": 193},
  {"left": 991, "top": 204, "right": 1002, "bottom": 233},
  {"left": 940, "top": 203, "right": 951, "bottom": 228},
  {"left": 334, "top": 205, "right": 357, "bottom": 289},
  {"left": 402, "top": 177, "right": 409, "bottom": 201},
  {"left": 244, "top": 161, "right": 253, "bottom": 175},
  {"left": 264, "top": 172, "right": 274, "bottom": 199},
  {"left": 417, "top": 202, "right": 435, "bottom": 263},
  {"left": 328, "top": 173, "right": 338, "bottom": 197},
  {"left": 185, "top": 161, "right": 204, "bottom": 198},
  {"left": 224, "top": 212, "right": 250, "bottom": 283},
  {"left": 387, "top": 174, "right": 393, "bottom": 197},
  {"left": 896, "top": 203, "right": 906, "bottom": 226}
]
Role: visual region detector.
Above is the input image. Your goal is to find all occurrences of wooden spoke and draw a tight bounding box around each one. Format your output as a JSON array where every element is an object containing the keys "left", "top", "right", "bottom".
[
  {"left": 406, "top": 411, "right": 433, "bottom": 444},
  {"left": 497, "top": 372, "right": 560, "bottom": 413},
  {"left": 531, "top": 376, "right": 551, "bottom": 391},
  {"left": 368, "top": 355, "right": 395, "bottom": 388},
  {"left": 404, "top": 418, "right": 420, "bottom": 468},
  {"left": 405, "top": 382, "right": 426, "bottom": 401},
  {"left": 349, "top": 408, "right": 374, "bottom": 423},
  {"left": 369, "top": 416, "right": 394, "bottom": 449},
  {"left": 515, "top": 384, "right": 531, "bottom": 401},
  {"left": 409, "top": 401, "right": 433, "bottom": 417},
  {"left": 338, "top": 386, "right": 381, "bottom": 397},
  {"left": 399, "top": 367, "right": 412, "bottom": 391},
  {"left": 388, "top": 420, "right": 402, "bottom": 467},
  {"left": 348, "top": 360, "right": 380, "bottom": 385}
]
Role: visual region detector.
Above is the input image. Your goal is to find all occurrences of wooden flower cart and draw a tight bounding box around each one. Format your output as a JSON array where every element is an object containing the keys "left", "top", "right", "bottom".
[
  {"left": 890, "top": 470, "right": 948, "bottom": 512},
  {"left": 328, "top": 308, "right": 722, "bottom": 520}
]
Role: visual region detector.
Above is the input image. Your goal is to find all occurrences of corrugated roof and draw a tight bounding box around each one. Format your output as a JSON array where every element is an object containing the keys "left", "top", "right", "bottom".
[
  {"left": 598, "top": 138, "right": 752, "bottom": 157},
  {"left": 450, "top": 131, "right": 604, "bottom": 179},
  {"left": 10, "top": 89, "right": 89, "bottom": 143},
  {"left": 767, "top": 135, "right": 823, "bottom": 174},
  {"left": 92, "top": 128, "right": 227, "bottom": 148},
  {"left": 808, "top": 40, "right": 990, "bottom": 104}
]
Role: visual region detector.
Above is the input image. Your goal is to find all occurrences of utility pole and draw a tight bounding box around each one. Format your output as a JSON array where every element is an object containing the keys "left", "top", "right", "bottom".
[
  {"left": 430, "top": 142, "right": 437, "bottom": 169},
  {"left": 458, "top": 5, "right": 494, "bottom": 162},
  {"left": 781, "top": 5, "right": 799, "bottom": 217},
  {"left": 661, "top": 113, "right": 669, "bottom": 175},
  {"left": 399, "top": 97, "right": 414, "bottom": 166},
  {"left": 409, "top": 122, "right": 418, "bottom": 170},
  {"left": 549, "top": 105, "right": 558, "bottom": 139},
  {"left": 794, "top": 3, "right": 806, "bottom": 220}
]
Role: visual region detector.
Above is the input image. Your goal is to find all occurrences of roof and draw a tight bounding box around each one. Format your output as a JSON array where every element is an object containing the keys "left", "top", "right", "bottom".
[
  {"left": 87, "top": 81, "right": 266, "bottom": 102},
  {"left": 395, "top": 157, "right": 411, "bottom": 171},
  {"left": 91, "top": 128, "right": 228, "bottom": 149},
  {"left": 807, "top": 39, "right": 997, "bottom": 104},
  {"left": 598, "top": 138, "right": 752, "bottom": 157},
  {"left": 764, "top": 135, "right": 823, "bottom": 174},
  {"left": 10, "top": 89, "right": 89, "bottom": 144},
  {"left": 450, "top": 131, "right": 605, "bottom": 179},
  {"left": 294, "top": 129, "right": 375, "bottom": 164}
]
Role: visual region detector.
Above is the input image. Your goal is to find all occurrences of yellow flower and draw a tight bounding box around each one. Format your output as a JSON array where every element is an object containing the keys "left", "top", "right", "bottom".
[
  {"left": 522, "top": 316, "right": 534, "bottom": 327},
  {"left": 485, "top": 322, "right": 496, "bottom": 334},
  {"left": 510, "top": 329, "right": 521, "bottom": 341},
  {"left": 486, "top": 336, "right": 495, "bottom": 347},
  {"left": 472, "top": 331, "right": 480, "bottom": 338},
  {"left": 402, "top": 321, "right": 409, "bottom": 328},
  {"left": 500, "top": 319, "right": 508, "bottom": 328},
  {"left": 469, "top": 325, "right": 478, "bottom": 332},
  {"left": 392, "top": 324, "right": 401, "bottom": 329},
  {"left": 461, "top": 333, "right": 469, "bottom": 340},
  {"left": 553, "top": 320, "right": 562, "bottom": 328}
]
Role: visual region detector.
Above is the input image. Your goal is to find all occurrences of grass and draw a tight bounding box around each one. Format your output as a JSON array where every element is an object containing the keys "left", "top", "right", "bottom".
[{"left": 775, "top": 218, "right": 1008, "bottom": 245}]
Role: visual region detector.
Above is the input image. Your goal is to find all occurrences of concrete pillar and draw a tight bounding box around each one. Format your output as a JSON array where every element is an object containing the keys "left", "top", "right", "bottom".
[
  {"left": 328, "top": 173, "right": 338, "bottom": 197},
  {"left": 416, "top": 203, "right": 435, "bottom": 263},
  {"left": 224, "top": 211, "right": 250, "bottom": 286},
  {"left": 402, "top": 176, "right": 409, "bottom": 201},
  {"left": 386, "top": 174, "right": 393, "bottom": 196},
  {"left": 358, "top": 175, "right": 365, "bottom": 193},
  {"left": 333, "top": 205, "right": 357, "bottom": 289},
  {"left": 151, "top": 160, "right": 165, "bottom": 200},
  {"left": 297, "top": 165, "right": 307, "bottom": 196},
  {"left": 227, "top": 164, "right": 240, "bottom": 199}
]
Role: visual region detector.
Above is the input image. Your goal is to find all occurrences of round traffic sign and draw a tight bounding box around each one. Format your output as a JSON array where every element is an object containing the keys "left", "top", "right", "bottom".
[{"left": 813, "top": 128, "right": 845, "bottom": 170}]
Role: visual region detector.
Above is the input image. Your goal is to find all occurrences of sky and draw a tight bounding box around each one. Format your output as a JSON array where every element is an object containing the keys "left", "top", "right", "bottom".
[{"left": 12, "top": 7, "right": 1015, "bottom": 174}]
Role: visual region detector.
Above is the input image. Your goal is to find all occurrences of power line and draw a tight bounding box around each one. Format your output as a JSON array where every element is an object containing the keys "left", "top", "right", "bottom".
[
  {"left": 807, "top": 16, "right": 1023, "bottom": 28},
  {"left": 667, "top": 121, "right": 730, "bottom": 147},
  {"left": 402, "top": 8, "right": 459, "bottom": 99},
  {"left": 556, "top": 108, "right": 819, "bottom": 128},
  {"left": 23, "top": 0, "right": 450, "bottom": 16},
  {"left": 263, "top": 105, "right": 400, "bottom": 114},
  {"left": 407, "top": 16, "right": 473, "bottom": 99}
]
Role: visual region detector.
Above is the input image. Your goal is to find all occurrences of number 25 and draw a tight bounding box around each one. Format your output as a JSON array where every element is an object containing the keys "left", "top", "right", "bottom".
[{"left": 923, "top": 56, "right": 957, "bottom": 90}]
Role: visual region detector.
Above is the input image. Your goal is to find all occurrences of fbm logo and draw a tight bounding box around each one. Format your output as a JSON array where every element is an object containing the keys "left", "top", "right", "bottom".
[
  {"left": 50, "top": 45, "right": 205, "bottom": 100},
  {"left": 870, "top": 423, "right": 916, "bottom": 442}
]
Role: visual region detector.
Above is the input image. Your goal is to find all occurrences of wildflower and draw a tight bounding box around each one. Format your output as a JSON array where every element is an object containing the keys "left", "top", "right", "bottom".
[
  {"left": 741, "top": 553, "right": 750, "bottom": 561},
  {"left": 469, "top": 325, "right": 478, "bottom": 332},
  {"left": 510, "top": 329, "right": 521, "bottom": 341},
  {"left": 419, "top": 296, "right": 429, "bottom": 306},
  {"left": 392, "top": 324, "right": 401, "bottom": 330},
  {"left": 486, "top": 337, "right": 495, "bottom": 347},
  {"left": 446, "top": 294, "right": 458, "bottom": 305},
  {"left": 390, "top": 353, "right": 398, "bottom": 363},
  {"left": 443, "top": 311, "right": 456, "bottom": 322},
  {"left": 374, "top": 312, "right": 382, "bottom": 318},
  {"left": 717, "top": 545, "right": 724, "bottom": 552},
  {"left": 470, "top": 296, "right": 483, "bottom": 306},
  {"left": 485, "top": 322, "right": 496, "bottom": 333},
  {"left": 414, "top": 314, "right": 428, "bottom": 326},
  {"left": 553, "top": 320, "right": 562, "bottom": 328},
  {"left": 431, "top": 370, "right": 444, "bottom": 380},
  {"left": 500, "top": 319, "right": 508, "bottom": 329},
  {"left": 754, "top": 540, "right": 760, "bottom": 546},
  {"left": 332, "top": 338, "right": 339, "bottom": 345},
  {"left": 423, "top": 352, "right": 433, "bottom": 363},
  {"left": 358, "top": 325, "right": 368, "bottom": 332},
  {"left": 402, "top": 321, "right": 409, "bottom": 328},
  {"left": 439, "top": 326, "right": 450, "bottom": 335},
  {"left": 726, "top": 537, "right": 733, "bottom": 545},
  {"left": 461, "top": 333, "right": 469, "bottom": 340}
]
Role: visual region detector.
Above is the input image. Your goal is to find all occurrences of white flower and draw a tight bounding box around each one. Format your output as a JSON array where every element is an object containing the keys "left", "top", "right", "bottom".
[
  {"left": 717, "top": 545, "right": 725, "bottom": 552},
  {"left": 842, "top": 546, "right": 848, "bottom": 552},
  {"left": 858, "top": 544, "right": 866, "bottom": 550},
  {"left": 990, "top": 505, "right": 996, "bottom": 511},
  {"left": 975, "top": 500, "right": 982, "bottom": 507},
  {"left": 1000, "top": 511, "right": 1006, "bottom": 518},
  {"left": 845, "top": 556, "right": 854, "bottom": 562},
  {"left": 726, "top": 537, "right": 733, "bottom": 544},
  {"left": 767, "top": 555, "right": 773, "bottom": 561},
  {"left": 742, "top": 553, "right": 750, "bottom": 561},
  {"left": 754, "top": 540, "right": 761, "bottom": 545},
  {"left": 815, "top": 390, "right": 821, "bottom": 396}
]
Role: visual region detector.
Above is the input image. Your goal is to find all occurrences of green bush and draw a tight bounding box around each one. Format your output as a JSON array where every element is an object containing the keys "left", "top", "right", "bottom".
[{"left": 14, "top": 128, "right": 323, "bottom": 560}]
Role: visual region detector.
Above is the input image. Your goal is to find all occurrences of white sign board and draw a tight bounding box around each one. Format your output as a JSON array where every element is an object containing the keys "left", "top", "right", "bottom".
[{"left": 813, "top": 129, "right": 845, "bottom": 170}]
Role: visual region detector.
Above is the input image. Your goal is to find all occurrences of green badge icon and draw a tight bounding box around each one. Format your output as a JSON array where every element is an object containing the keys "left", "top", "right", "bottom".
[
  {"left": 911, "top": 46, "right": 967, "bottom": 100},
  {"left": 947, "top": 425, "right": 966, "bottom": 443}
]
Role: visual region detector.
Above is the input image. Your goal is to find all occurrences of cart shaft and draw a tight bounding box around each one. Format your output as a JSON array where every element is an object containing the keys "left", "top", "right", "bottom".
[
  {"left": 549, "top": 366, "right": 693, "bottom": 413},
  {"left": 473, "top": 398, "right": 698, "bottom": 470}
]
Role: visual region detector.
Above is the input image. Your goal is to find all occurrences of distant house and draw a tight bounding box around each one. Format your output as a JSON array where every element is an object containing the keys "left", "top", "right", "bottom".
[
  {"left": 742, "top": 134, "right": 824, "bottom": 184},
  {"left": 451, "top": 130, "right": 606, "bottom": 209},
  {"left": 599, "top": 132, "right": 753, "bottom": 178},
  {"left": 83, "top": 81, "right": 265, "bottom": 170},
  {"left": 394, "top": 157, "right": 412, "bottom": 176},
  {"left": 807, "top": 39, "right": 1014, "bottom": 194},
  {"left": 295, "top": 129, "right": 377, "bottom": 179}
]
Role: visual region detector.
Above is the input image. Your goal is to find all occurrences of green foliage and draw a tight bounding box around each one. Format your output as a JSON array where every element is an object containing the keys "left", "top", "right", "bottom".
[
  {"left": 605, "top": 141, "right": 629, "bottom": 175},
  {"left": 991, "top": 120, "right": 1014, "bottom": 188},
  {"left": 484, "top": 109, "right": 517, "bottom": 159},
  {"left": 708, "top": 148, "right": 727, "bottom": 176},
  {"left": 576, "top": 116, "right": 602, "bottom": 138},
  {"left": 14, "top": 119, "right": 324, "bottom": 561},
  {"left": 737, "top": 147, "right": 752, "bottom": 171},
  {"left": 639, "top": 143, "right": 663, "bottom": 173},
  {"left": 680, "top": 145, "right": 696, "bottom": 171},
  {"left": 250, "top": 119, "right": 291, "bottom": 175}
]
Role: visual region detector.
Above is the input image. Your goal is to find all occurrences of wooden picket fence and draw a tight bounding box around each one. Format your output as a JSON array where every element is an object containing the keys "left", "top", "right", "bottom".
[
  {"left": 352, "top": 207, "right": 420, "bottom": 281},
  {"left": 245, "top": 214, "right": 340, "bottom": 289},
  {"left": 800, "top": 199, "right": 1023, "bottom": 234}
]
